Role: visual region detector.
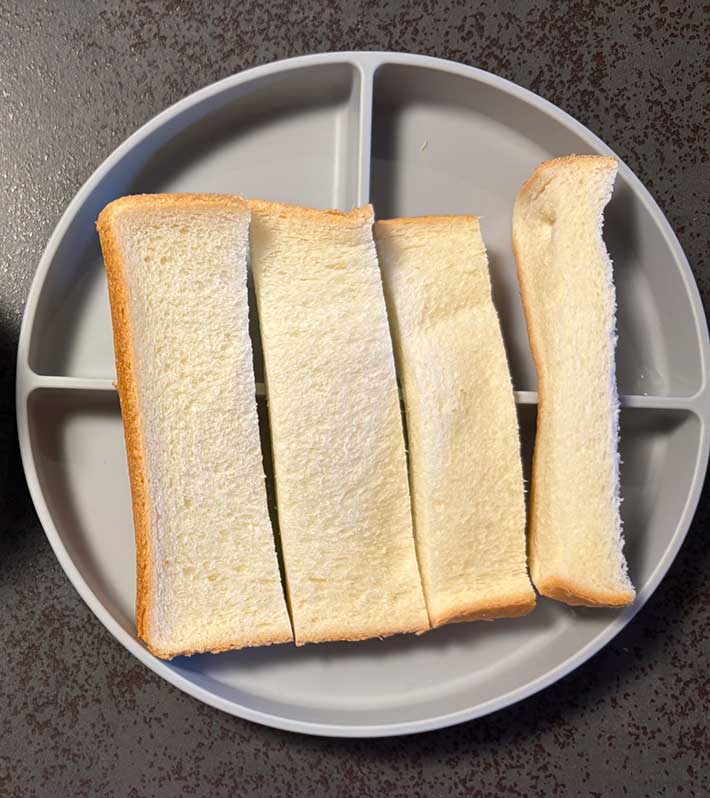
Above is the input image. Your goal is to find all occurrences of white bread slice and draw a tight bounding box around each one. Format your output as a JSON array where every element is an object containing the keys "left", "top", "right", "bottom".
[
  {"left": 249, "top": 200, "right": 430, "bottom": 644},
  {"left": 97, "top": 194, "right": 293, "bottom": 658},
  {"left": 513, "top": 155, "right": 635, "bottom": 607},
  {"left": 374, "top": 216, "right": 536, "bottom": 626}
]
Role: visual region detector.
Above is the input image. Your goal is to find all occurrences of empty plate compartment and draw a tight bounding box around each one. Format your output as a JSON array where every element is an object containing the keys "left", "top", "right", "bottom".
[
  {"left": 28, "top": 61, "right": 363, "bottom": 380},
  {"left": 369, "top": 63, "right": 704, "bottom": 397}
]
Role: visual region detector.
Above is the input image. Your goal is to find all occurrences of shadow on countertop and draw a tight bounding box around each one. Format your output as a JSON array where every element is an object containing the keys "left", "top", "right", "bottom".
[{"left": 0, "top": 316, "right": 36, "bottom": 553}]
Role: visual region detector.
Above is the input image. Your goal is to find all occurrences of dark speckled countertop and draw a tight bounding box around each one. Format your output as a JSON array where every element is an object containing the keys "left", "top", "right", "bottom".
[{"left": 1, "top": 1, "right": 708, "bottom": 796}]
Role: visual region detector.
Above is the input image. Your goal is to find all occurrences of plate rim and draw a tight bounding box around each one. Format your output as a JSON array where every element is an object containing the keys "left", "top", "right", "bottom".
[{"left": 16, "top": 50, "right": 710, "bottom": 737}]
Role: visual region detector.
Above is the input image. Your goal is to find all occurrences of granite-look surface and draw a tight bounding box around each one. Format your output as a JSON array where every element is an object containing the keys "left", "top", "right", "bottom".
[{"left": 1, "top": 1, "right": 708, "bottom": 795}]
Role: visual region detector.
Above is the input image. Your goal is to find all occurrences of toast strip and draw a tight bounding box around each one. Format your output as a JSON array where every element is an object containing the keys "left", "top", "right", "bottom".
[
  {"left": 249, "top": 200, "right": 430, "bottom": 644},
  {"left": 97, "top": 194, "right": 293, "bottom": 658},
  {"left": 374, "top": 216, "right": 536, "bottom": 626},
  {"left": 513, "top": 156, "right": 635, "bottom": 607}
]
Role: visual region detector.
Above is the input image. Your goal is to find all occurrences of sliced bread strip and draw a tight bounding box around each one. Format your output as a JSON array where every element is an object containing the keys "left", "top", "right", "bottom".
[
  {"left": 374, "top": 216, "right": 536, "bottom": 626},
  {"left": 249, "top": 200, "right": 430, "bottom": 644},
  {"left": 513, "top": 155, "right": 635, "bottom": 607},
  {"left": 97, "top": 194, "right": 293, "bottom": 658}
]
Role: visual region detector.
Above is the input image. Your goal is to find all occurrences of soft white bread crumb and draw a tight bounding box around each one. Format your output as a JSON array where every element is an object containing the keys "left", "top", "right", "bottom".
[
  {"left": 513, "top": 156, "right": 635, "bottom": 607},
  {"left": 97, "top": 194, "right": 293, "bottom": 658},
  {"left": 374, "top": 215, "right": 536, "bottom": 626},
  {"left": 249, "top": 200, "right": 430, "bottom": 645}
]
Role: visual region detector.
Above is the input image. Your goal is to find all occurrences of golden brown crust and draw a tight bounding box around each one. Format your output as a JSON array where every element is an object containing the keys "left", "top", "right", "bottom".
[
  {"left": 294, "top": 617, "right": 430, "bottom": 647},
  {"left": 374, "top": 214, "right": 479, "bottom": 228},
  {"left": 100, "top": 192, "right": 249, "bottom": 216},
  {"left": 148, "top": 629, "right": 293, "bottom": 660},
  {"left": 97, "top": 203, "right": 154, "bottom": 646},
  {"left": 536, "top": 575, "right": 634, "bottom": 608},
  {"left": 431, "top": 591, "right": 537, "bottom": 627},
  {"left": 249, "top": 198, "right": 373, "bottom": 228},
  {"left": 96, "top": 193, "right": 251, "bottom": 655}
]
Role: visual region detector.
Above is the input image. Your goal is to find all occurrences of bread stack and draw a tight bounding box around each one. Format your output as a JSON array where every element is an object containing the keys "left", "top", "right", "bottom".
[{"left": 97, "top": 154, "right": 634, "bottom": 660}]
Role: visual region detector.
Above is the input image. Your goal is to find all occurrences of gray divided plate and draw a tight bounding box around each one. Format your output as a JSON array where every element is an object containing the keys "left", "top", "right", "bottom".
[{"left": 16, "top": 52, "right": 710, "bottom": 737}]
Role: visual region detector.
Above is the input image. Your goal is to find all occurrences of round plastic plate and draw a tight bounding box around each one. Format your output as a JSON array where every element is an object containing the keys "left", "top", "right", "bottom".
[{"left": 16, "top": 52, "right": 710, "bottom": 737}]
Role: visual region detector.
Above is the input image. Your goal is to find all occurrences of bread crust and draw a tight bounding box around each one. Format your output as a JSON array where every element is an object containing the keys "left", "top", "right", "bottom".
[
  {"left": 375, "top": 214, "right": 479, "bottom": 228},
  {"left": 249, "top": 198, "right": 374, "bottom": 228},
  {"left": 148, "top": 631, "right": 292, "bottom": 661},
  {"left": 96, "top": 193, "right": 259, "bottom": 659},
  {"left": 535, "top": 575, "right": 635, "bottom": 608},
  {"left": 513, "top": 155, "right": 634, "bottom": 609},
  {"left": 432, "top": 591, "right": 537, "bottom": 627},
  {"left": 295, "top": 616, "right": 430, "bottom": 647}
]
